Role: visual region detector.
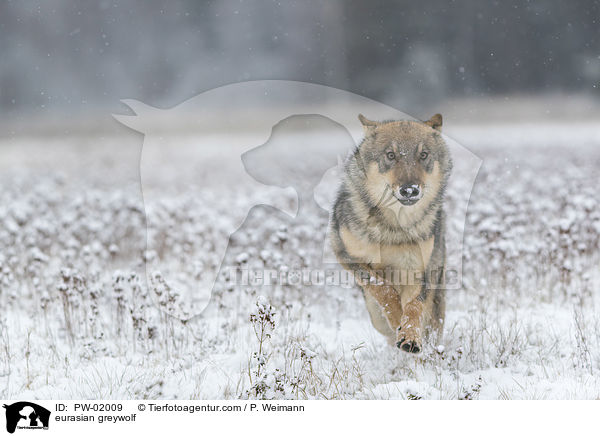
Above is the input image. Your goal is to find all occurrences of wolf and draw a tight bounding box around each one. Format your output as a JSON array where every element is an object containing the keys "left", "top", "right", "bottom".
[{"left": 330, "top": 113, "right": 452, "bottom": 353}]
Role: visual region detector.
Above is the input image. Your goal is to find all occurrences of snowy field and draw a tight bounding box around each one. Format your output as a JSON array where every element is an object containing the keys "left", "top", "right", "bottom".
[{"left": 1, "top": 121, "right": 600, "bottom": 400}]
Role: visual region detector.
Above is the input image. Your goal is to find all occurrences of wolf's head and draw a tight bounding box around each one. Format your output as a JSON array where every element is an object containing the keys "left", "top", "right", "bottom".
[{"left": 348, "top": 114, "right": 452, "bottom": 229}]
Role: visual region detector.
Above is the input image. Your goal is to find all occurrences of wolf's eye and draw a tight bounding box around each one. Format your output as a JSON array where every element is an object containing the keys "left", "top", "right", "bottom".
[
  {"left": 386, "top": 151, "right": 396, "bottom": 160},
  {"left": 420, "top": 151, "right": 429, "bottom": 160}
]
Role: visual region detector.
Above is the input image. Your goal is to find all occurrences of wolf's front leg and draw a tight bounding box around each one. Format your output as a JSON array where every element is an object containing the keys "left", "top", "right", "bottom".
[
  {"left": 362, "top": 283, "right": 403, "bottom": 334},
  {"left": 397, "top": 285, "right": 424, "bottom": 353}
]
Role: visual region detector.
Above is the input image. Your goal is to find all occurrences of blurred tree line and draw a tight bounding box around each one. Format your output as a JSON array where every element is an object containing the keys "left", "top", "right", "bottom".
[{"left": 0, "top": 0, "right": 598, "bottom": 115}]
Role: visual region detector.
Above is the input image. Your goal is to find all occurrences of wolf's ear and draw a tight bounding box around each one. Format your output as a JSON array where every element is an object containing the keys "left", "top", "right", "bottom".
[
  {"left": 424, "top": 113, "right": 442, "bottom": 131},
  {"left": 358, "top": 114, "right": 379, "bottom": 132}
]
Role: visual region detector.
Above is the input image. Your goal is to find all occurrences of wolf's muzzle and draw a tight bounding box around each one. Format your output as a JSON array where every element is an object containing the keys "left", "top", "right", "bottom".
[{"left": 394, "top": 184, "right": 422, "bottom": 206}]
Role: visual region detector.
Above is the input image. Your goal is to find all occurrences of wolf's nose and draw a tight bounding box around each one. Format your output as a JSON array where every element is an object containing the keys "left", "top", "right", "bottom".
[{"left": 399, "top": 184, "right": 420, "bottom": 198}]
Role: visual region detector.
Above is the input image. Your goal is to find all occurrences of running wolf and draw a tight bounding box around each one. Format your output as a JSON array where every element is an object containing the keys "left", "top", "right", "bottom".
[{"left": 330, "top": 113, "right": 452, "bottom": 353}]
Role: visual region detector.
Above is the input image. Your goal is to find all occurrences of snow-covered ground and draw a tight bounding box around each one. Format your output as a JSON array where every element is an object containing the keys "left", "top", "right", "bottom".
[{"left": 1, "top": 121, "right": 600, "bottom": 399}]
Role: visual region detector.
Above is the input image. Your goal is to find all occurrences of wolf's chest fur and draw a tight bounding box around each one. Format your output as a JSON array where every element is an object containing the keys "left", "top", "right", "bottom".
[{"left": 339, "top": 225, "right": 434, "bottom": 271}]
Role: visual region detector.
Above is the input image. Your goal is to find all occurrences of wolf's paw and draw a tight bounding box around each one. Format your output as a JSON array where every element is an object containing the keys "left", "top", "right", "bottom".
[{"left": 396, "top": 324, "right": 422, "bottom": 354}]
